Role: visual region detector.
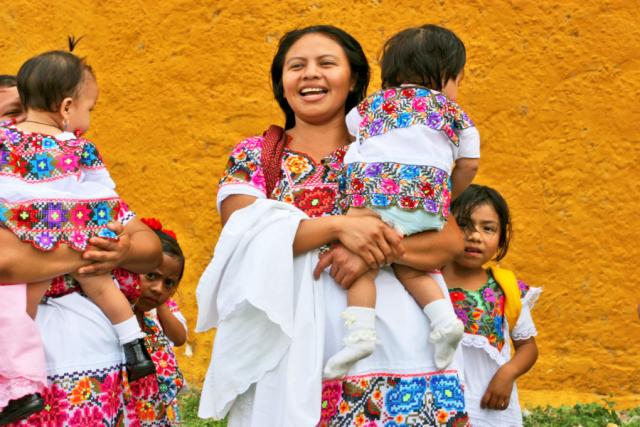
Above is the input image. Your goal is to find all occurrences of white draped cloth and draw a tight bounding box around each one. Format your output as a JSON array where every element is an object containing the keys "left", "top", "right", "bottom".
[{"left": 196, "top": 199, "right": 326, "bottom": 426}]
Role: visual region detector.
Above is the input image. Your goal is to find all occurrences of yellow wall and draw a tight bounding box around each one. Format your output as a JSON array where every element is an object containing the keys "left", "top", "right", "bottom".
[{"left": 2, "top": 0, "right": 638, "bottom": 408}]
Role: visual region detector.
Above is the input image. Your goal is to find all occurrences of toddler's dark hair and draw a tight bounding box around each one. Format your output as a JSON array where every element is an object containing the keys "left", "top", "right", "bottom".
[
  {"left": 450, "top": 184, "right": 512, "bottom": 261},
  {"left": 154, "top": 229, "right": 186, "bottom": 283},
  {"left": 381, "top": 24, "right": 466, "bottom": 90},
  {"left": 17, "top": 49, "right": 94, "bottom": 112},
  {"left": 0, "top": 75, "right": 17, "bottom": 88}
]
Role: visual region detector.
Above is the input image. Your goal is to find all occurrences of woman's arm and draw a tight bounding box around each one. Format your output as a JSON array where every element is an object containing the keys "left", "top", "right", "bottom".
[
  {"left": 480, "top": 337, "right": 539, "bottom": 410},
  {"left": 0, "top": 228, "right": 90, "bottom": 283},
  {"left": 78, "top": 219, "right": 162, "bottom": 275},
  {"left": 450, "top": 158, "right": 479, "bottom": 200},
  {"left": 221, "top": 194, "right": 403, "bottom": 269},
  {"left": 155, "top": 304, "right": 188, "bottom": 346}
]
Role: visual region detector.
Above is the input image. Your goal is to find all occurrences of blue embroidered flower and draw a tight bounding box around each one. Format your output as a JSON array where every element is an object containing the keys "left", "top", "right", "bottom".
[
  {"left": 80, "top": 143, "right": 99, "bottom": 166},
  {"left": 370, "top": 119, "right": 384, "bottom": 136},
  {"left": 429, "top": 374, "right": 465, "bottom": 412},
  {"left": 494, "top": 314, "right": 504, "bottom": 336},
  {"left": 0, "top": 204, "right": 8, "bottom": 222},
  {"left": 44, "top": 203, "right": 68, "bottom": 228},
  {"left": 371, "top": 95, "right": 383, "bottom": 110},
  {"left": 41, "top": 137, "right": 58, "bottom": 150},
  {"left": 399, "top": 165, "right": 420, "bottom": 180},
  {"left": 97, "top": 228, "right": 118, "bottom": 239},
  {"left": 371, "top": 194, "right": 391, "bottom": 207},
  {"left": 396, "top": 112, "right": 412, "bottom": 128},
  {"left": 92, "top": 202, "right": 113, "bottom": 226},
  {"left": 28, "top": 153, "right": 55, "bottom": 179},
  {"left": 364, "top": 163, "right": 383, "bottom": 177},
  {"left": 416, "top": 88, "right": 429, "bottom": 98},
  {"left": 385, "top": 377, "right": 427, "bottom": 416}
]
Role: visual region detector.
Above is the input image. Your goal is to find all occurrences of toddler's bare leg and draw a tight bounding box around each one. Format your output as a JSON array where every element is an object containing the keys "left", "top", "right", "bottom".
[
  {"left": 392, "top": 264, "right": 463, "bottom": 370},
  {"left": 324, "top": 269, "right": 378, "bottom": 379},
  {"left": 72, "top": 273, "right": 135, "bottom": 325},
  {"left": 26, "top": 281, "right": 51, "bottom": 319}
]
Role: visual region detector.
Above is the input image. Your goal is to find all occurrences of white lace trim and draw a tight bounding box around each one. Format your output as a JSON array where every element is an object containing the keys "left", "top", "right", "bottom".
[
  {"left": 522, "top": 286, "right": 542, "bottom": 310},
  {"left": 0, "top": 377, "right": 46, "bottom": 410},
  {"left": 460, "top": 333, "right": 508, "bottom": 365},
  {"left": 511, "top": 326, "right": 538, "bottom": 341}
]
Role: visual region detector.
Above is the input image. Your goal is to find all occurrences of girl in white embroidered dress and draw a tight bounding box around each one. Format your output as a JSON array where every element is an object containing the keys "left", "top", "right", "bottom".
[
  {"left": 443, "top": 184, "right": 540, "bottom": 426},
  {"left": 324, "top": 24, "right": 480, "bottom": 378},
  {"left": 0, "top": 49, "right": 159, "bottom": 423}
]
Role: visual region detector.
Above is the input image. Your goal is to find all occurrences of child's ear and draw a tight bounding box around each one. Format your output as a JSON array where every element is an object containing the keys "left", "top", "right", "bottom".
[{"left": 59, "top": 97, "right": 73, "bottom": 119}]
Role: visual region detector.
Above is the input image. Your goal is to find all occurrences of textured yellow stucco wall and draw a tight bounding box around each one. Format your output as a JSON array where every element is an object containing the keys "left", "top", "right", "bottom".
[{"left": 2, "top": 0, "right": 638, "bottom": 408}]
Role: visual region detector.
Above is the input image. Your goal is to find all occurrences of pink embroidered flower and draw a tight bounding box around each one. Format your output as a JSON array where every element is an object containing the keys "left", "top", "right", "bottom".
[
  {"left": 319, "top": 382, "right": 341, "bottom": 423},
  {"left": 251, "top": 171, "right": 266, "bottom": 192},
  {"left": 67, "top": 405, "right": 104, "bottom": 427},
  {"left": 56, "top": 153, "right": 79, "bottom": 173},
  {"left": 412, "top": 96, "right": 428, "bottom": 112},
  {"left": 99, "top": 371, "right": 123, "bottom": 419},
  {"left": 383, "top": 88, "right": 397, "bottom": 99},
  {"left": 29, "top": 383, "right": 69, "bottom": 426},
  {"left": 350, "top": 194, "right": 365, "bottom": 207},
  {"left": 129, "top": 375, "right": 158, "bottom": 401},
  {"left": 70, "top": 231, "right": 88, "bottom": 249},
  {"left": 380, "top": 178, "right": 400, "bottom": 194},
  {"left": 151, "top": 351, "right": 176, "bottom": 377},
  {"left": 69, "top": 204, "right": 92, "bottom": 226}
]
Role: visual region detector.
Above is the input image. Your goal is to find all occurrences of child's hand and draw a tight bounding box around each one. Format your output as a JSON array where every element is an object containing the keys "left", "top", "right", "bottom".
[
  {"left": 78, "top": 222, "right": 131, "bottom": 275},
  {"left": 313, "top": 243, "right": 370, "bottom": 288},
  {"left": 480, "top": 365, "right": 516, "bottom": 410}
]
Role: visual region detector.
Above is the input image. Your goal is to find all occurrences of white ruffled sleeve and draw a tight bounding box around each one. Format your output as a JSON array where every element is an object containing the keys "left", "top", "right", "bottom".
[
  {"left": 345, "top": 107, "right": 361, "bottom": 139},
  {"left": 511, "top": 287, "right": 541, "bottom": 341}
]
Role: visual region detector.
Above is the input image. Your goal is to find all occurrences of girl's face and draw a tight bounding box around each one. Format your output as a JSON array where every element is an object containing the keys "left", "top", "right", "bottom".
[
  {"left": 136, "top": 253, "right": 182, "bottom": 312},
  {"left": 454, "top": 202, "right": 501, "bottom": 269},
  {"left": 282, "top": 33, "right": 354, "bottom": 127},
  {"left": 441, "top": 69, "right": 464, "bottom": 101},
  {"left": 65, "top": 72, "right": 98, "bottom": 135}
]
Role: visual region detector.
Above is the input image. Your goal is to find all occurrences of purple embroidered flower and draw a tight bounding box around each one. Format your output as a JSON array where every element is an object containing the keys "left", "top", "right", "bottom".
[
  {"left": 364, "top": 163, "right": 383, "bottom": 177},
  {"left": 5, "top": 129, "right": 21, "bottom": 144},
  {"left": 423, "top": 199, "right": 438, "bottom": 213},
  {"left": 435, "top": 94, "right": 447, "bottom": 105},
  {"left": 0, "top": 149, "right": 9, "bottom": 165},
  {"left": 454, "top": 307, "right": 468, "bottom": 325},
  {"left": 44, "top": 203, "right": 68, "bottom": 228},
  {"left": 35, "top": 231, "right": 56, "bottom": 250},
  {"left": 427, "top": 112, "right": 443, "bottom": 129},
  {"left": 482, "top": 287, "right": 496, "bottom": 303},
  {"left": 369, "top": 119, "right": 384, "bottom": 136}
]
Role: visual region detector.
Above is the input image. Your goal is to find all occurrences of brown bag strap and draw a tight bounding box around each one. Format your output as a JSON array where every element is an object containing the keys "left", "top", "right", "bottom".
[{"left": 261, "top": 125, "right": 287, "bottom": 197}]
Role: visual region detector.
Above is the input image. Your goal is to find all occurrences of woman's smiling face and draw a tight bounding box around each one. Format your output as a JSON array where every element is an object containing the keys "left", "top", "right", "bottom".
[{"left": 282, "top": 33, "right": 353, "bottom": 127}]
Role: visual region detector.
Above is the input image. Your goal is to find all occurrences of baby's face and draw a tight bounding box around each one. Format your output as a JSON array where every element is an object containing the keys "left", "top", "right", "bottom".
[
  {"left": 442, "top": 70, "right": 464, "bottom": 101},
  {"left": 0, "top": 85, "right": 25, "bottom": 122}
]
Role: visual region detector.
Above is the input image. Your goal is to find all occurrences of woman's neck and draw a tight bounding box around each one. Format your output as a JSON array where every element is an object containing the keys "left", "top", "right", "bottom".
[
  {"left": 17, "top": 110, "right": 63, "bottom": 135},
  {"left": 287, "top": 115, "right": 351, "bottom": 159},
  {"left": 442, "top": 262, "right": 489, "bottom": 290}
]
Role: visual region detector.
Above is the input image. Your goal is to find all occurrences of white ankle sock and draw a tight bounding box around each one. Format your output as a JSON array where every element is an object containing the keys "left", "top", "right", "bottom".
[
  {"left": 113, "top": 316, "right": 145, "bottom": 345},
  {"left": 324, "top": 306, "right": 377, "bottom": 379},
  {"left": 423, "top": 299, "right": 458, "bottom": 329},
  {"left": 423, "top": 300, "right": 464, "bottom": 369}
]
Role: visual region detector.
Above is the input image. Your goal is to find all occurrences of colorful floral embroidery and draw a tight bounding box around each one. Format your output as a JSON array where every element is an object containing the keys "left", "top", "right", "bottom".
[
  {"left": 1, "top": 197, "right": 125, "bottom": 251},
  {"left": 219, "top": 137, "right": 347, "bottom": 217},
  {"left": 341, "top": 161, "right": 451, "bottom": 218},
  {"left": 0, "top": 126, "right": 105, "bottom": 182},
  {"left": 319, "top": 372, "right": 469, "bottom": 427},
  {"left": 355, "top": 86, "right": 474, "bottom": 145},
  {"left": 449, "top": 276, "right": 506, "bottom": 351}
]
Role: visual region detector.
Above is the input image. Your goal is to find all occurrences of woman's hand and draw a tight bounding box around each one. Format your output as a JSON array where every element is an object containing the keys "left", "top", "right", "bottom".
[
  {"left": 77, "top": 222, "right": 130, "bottom": 275},
  {"left": 313, "top": 243, "right": 370, "bottom": 288},
  {"left": 335, "top": 216, "right": 404, "bottom": 269},
  {"left": 480, "top": 364, "right": 516, "bottom": 410}
]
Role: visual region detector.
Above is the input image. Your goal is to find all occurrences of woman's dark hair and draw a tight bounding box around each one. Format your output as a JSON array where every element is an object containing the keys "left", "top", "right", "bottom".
[
  {"left": 270, "top": 25, "right": 370, "bottom": 130},
  {"left": 450, "top": 184, "right": 512, "bottom": 261},
  {"left": 0, "top": 75, "right": 17, "bottom": 88},
  {"left": 17, "top": 50, "right": 94, "bottom": 112},
  {"left": 154, "top": 230, "right": 186, "bottom": 283},
  {"left": 381, "top": 24, "right": 466, "bottom": 90}
]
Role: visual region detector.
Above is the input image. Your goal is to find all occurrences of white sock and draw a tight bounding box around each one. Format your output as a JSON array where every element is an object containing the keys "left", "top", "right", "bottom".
[
  {"left": 423, "top": 299, "right": 464, "bottom": 369},
  {"left": 113, "top": 316, "right": 145, "bottom": 346},
  {"left": 324, "top": 306, "right": 376, "bottom": 379}
]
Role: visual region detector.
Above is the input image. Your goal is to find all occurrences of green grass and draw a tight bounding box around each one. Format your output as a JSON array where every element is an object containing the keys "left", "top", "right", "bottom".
[{"left": 179, "top": 391, "right": 640, "bottom": 427}]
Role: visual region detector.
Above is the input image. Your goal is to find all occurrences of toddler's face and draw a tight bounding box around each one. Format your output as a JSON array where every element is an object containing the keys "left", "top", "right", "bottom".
[
  {"left": 66, "top": 72, "right": 98, "bottom": 135},
  {"left": 455, "top": 202, "right": 501, "bottom": 268},
  {"left": 442, "top": 70, "right": 464, "bottom": 101},
  {"left": 136, "top": 253, "right": 182, "bottom": 312}
]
